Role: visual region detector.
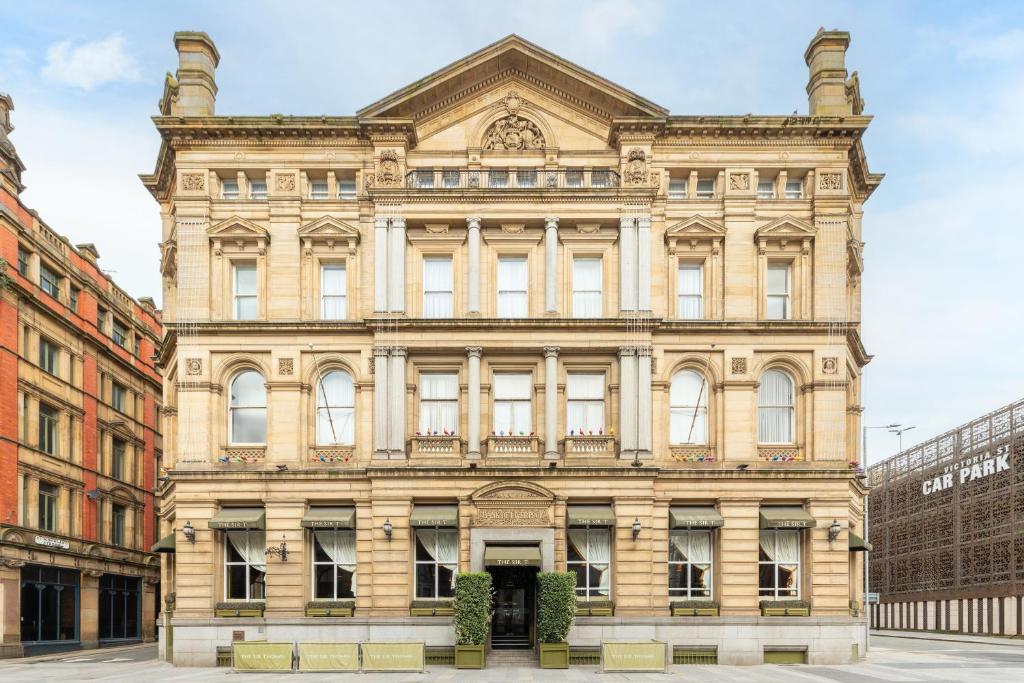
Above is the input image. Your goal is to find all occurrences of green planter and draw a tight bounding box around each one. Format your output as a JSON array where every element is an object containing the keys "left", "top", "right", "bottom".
[
  {"left": 540, "top": 642, "right": 569, "bottom": 669},
  {"left": 454, "top": 644, "right": 486, "bottom": 669}
]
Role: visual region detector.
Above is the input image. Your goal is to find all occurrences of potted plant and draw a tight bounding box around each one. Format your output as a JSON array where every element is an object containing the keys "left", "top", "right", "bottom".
[
  {"left": 537, "top": 571, "right": 576, "bottom": 668},
  {"left": 454, "top": 572, "right": 493, "bottom": 669}
]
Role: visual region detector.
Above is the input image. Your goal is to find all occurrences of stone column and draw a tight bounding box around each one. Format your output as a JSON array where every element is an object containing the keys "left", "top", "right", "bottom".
[
  {"left": 389, "top": 347, "right": 407, "bottom": 457},
  {"left": 389, "top": 217, "right": 406, "bottom": 313},
  {"left": 466, "top": 347, "right": 482, "bottom": 459},
  {"left": 618, "top": 347, "right": 637, "bottom": 457},
  {"left": 374, "top": 216, "right": 389, "bottom": 312},
  {"left": 372, "top": 346, "right": 390, "bottom": 459},
  {"left": 544, "top": 217, "right": 559, "bottom": 315},
  {"left": 80, "top": 571, "right": 100, "bottom": 650},
  {"left": 466, "top": 217, "right": 481, "bottom": 316},
  {"left": 543, "top": 347, "right": 559, "bottom": 460},
  {"left": 619, "top": 217, "right": 636, "bottom": 311},
  {"left": 637, "top": 346, "right": 652, "bottom": 459},
  {"left": 637, "top": 216, "right": 651, "bottom": 311}
]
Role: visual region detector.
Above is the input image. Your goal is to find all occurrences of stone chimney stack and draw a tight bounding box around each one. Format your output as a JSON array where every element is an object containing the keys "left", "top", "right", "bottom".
[
  {"left": 804, "top": 28, "right": 852, "bottom": 116},
  {"left": 0, "top": 93, "right": 14, "bottom": 134},
  {"left": 171, "top": 31, "right": 220, "bottom": 116}
]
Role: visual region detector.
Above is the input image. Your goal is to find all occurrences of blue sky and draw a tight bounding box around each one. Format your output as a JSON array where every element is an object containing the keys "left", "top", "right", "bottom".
[{"left": 2, "top": 1, "right": 1022, "bottom": 462}]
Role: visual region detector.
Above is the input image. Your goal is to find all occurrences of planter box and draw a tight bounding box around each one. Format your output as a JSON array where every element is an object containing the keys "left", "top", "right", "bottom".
[
  {"left": 410, "top": 600, "right": 454, "bottom": 617},
  {"left": 305, "top": 601, "right": 354, "bottom": 617},
  {"left": 671, "top": 606, "right": 720, "bottom": 617},
  {"left": 540, "top": 642, "right": 569, "bottom": 669},
  {"left": 759, "top": 600, "right": 810, "bottom": 617},
  {"left": 576, "top": 601, "right": 614, "bottom": 616},
  {"left": 454, "top": 644, "right": 485, "bottom": 669},
  {"left": 214, "top": 602, "right": 264, "bottom": 618}
]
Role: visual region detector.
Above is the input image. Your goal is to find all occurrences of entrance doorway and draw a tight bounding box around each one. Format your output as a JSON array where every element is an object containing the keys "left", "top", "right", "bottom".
[{"left": 488, "top": 565, "right": 537, "bottom": 650}]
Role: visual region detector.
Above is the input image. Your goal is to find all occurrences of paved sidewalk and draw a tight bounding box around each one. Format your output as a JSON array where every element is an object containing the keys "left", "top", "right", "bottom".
[{"left": 872, "top": 628, "right": 1024, "bottom": 647}]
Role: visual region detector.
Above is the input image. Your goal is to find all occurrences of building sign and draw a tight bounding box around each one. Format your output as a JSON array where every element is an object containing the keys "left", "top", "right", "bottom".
[
  {"left": 602, "top": 641, "right": 667, "bottom": 672},
  {"left": 297, "top": 643, "right": 359, "bottom": 672},
  {"left": 921, "top": 445, "right": 1011, "bottom": 496},
  {"left": 34, "top": 535, "right": 70, "bottom": 550},
  {"left": 232, "top": 642, "right": 294, "bottom": 672},
  {"left": 360, "top": 642, "right": 424, "bottom": 672}
]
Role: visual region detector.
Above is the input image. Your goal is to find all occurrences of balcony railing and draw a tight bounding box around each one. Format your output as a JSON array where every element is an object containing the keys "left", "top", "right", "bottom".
[
  {"left": 402, "top": 168, "right": 621, "bottom": 191},
  {"left": 486, "top": 435, "right": 539, "bottom": 457},
  {"left": 562, "top": 435, "right": 617, "bottom": 459},
  {"left": 410, "top": 435, "right": 463, "bottom": 459}
]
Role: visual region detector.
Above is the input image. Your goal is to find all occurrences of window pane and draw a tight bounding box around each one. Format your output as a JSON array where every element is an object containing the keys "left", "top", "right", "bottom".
[
  {"left": 415, "top": 563, "right": 436, "bottom": 598},
  {"left": 668, "top": 564, "right": 687, "bottom": 594},
  {"left": 494, "top": 374, "right": 531, "bottom": 399},
  {"left": 336, "top": 566, "right": 355, "bottom": 599},
  {"left": 231, "top": 371, "right": 267, "bottom": 408},
  {"left": 567, "top": 373, "right": 604, "bottom": 400},
  {"left": 767, "top": 264, "right": 789, "bottom": 295},
  {"left": 232, "top": 408, "right": 267, "bottom": 443},
  {"left": 314, "top": 566, "right": 334, "bottom": 599},
  {"left": 235, "top": 265, "right": 257, "bottom": 295},
  {"left": 573, "top": 258, "right": 601, "bottom": 289},
  {"left": 227, "top": 564, "right": 248, "bottom": 599},
  {"left": 235, "top": 296, "right": 258, "bottom": 320},
  {"left": 322, "top": 266, "right": 346, "bottom": 295},
  {"left": 766, "top": 296, "right": 788, "bottom": 320}
]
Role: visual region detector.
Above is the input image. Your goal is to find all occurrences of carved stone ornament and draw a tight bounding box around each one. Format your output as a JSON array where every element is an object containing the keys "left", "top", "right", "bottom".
[
  {"left": 731, "top": 357, "right": 747, "bottom": 375},
  {"left": 181, "top": 173, "right": 206, "bottom": 192},
  {"left": 482, "top": 91, "right": 546, "bottom": 151},
  {"left": 729, "top": 173, "right": 751, "bottom": 191},
  {"left": 275, "top": 173, "right": 297, "bottom": 192},
  {"left": 375, "top": 150, "right": 402, "bottom": 187},
  {"left": 185, "top": 358, "right": 203, "bottom": 376},
  {"left": 623, "top": 148, "right": 649, "bottom": 185},
  {"left": 500, "top": 223, "right": 525, "bottom": 234},
  {"left": 424, "top": 223, "right": 450, "bottom": 234},
  {"left": 819, "top": 172, "right": 843, "bottom": 191},
  {"left": 474, "top": 508, "right": 549, "bottom": 527},
  {"left": 822, "top": 356, "right": 839, "bottom": 375},
  {"left": 576, "top": 223, "right": 600, "bottom": 234},
  {"left": 278, "top": 358, "right": 294, "bottom": 375}
]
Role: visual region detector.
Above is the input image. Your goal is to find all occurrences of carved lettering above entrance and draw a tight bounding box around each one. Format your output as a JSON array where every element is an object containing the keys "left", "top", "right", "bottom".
[
  {"left": 475, "top": 508, "right": 549, "bottom": 527},
  {"left": 470, "top": 480, "right": 555, "bottom": 528},
  {"left": 482, "top": 91, "right": 546, "bottom": 151}
]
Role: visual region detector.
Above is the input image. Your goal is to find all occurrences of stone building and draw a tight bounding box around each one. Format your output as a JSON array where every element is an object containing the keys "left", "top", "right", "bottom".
[
  {"left": 0, "top": 94, "right": 163, "bottom": 657},
  {"left": 144, "top": 30, "right": 881, "bottom": 666}
]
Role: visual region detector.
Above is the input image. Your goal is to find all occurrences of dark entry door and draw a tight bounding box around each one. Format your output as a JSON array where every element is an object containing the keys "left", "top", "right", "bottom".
[{"left": 490, "top": 566, "right": 536, "bottom": 649}]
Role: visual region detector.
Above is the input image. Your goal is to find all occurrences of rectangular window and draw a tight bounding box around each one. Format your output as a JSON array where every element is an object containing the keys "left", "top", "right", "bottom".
[
  {"left": 309, "top": 180, "right": 329, "bottom": 199},
  {"left": 565, "top": 168, "right": 583, "bottom": 188},
  {"left": 516, "top": 168, "right": 537, "bottom": 187},
  {"left": 233, "top": 264, "right": 258, "bottom": 320},
  {"left": 497, "top": 257, "right": 528, "bottom": 318},
  {"left": 695, "top": 178, "right": 715, "bottom": 199},
  {"left": 39, "top": 337, "right": 59, "bottom": 376},
  {"left": 759, "top": 529, "right": 800, "bottom": 598},
  {"left": 441, "top": 170, "right": 460, "bottom": 189},
  {"left": 419, "top": 373, "right": 458, "bottom": 435},
  {"left": 414, "top": 528, "right": 458, "bottom": 599},
  {"left": 221, "top": 180, "right": 239, "bottom": 199},
  {"left": 677, "top": 263, "right": 703, "bottom": 319},
  {"left": 112, "top": 438, "right": 126, "bottom": 481},
  {"left": 249, "top": 180, "right": 267, "bottom": 199},
  {"left": 225, "top": 529, "right": 266, "bottom": 600},
  {"left": 38, "top": 482, "right": 58, "bottom": 532},
  {"left": 757, "top": 180, "right": 776, "bottom": 199},
  {"left": 423, "top": 257, "right": 453, "bottom": 318},
  {"left": 572, "top": 257, "right": 602, "bottom": 318},
  {"left": 320, "top": 264, "right": 347, "bottom": 319},
  {"left": 337, "top": 178, "right": 357, "bottom": 199},
  {"left": 668, "top": 178, "right": 687, "bottom": 199},
  {"left": 312, "top": 528, "right": 356, "bottom": 599},
  {"left": 97, "top": 306, "right": 107, "bottom": 333},
  {"left": 785, "top": 178, "right": 803, "bottom": 199},
  {"left": 591, "top": 168, "right": 611, "bottom": 188},
  {"left": 413, "top": 169, "right": 434, "bottom": 189},
  {"left": 766, "top": 263, "right": 791, "bottom": 320},
  {"left": 567, "top": 527, "right": 611, "bottom": 599},
  {"left": 567, "top": 373, "right": 605, "bottom": 433},
  {"left": 111, "top": 504, "right": 126, "bottom": 547},
  {"left": 40, "top": 264, "right": 60, "bottom": 299},
  {"left": 669, "top": 530, "right": 713, "bottom": 599},
  {"left": 17, "top": 246, "right": 30, "bottom": 276},
  {"left": 38, "top": 403, "right": 58, "bottom": 455},
  {"left": 69, "top": 287, "right": 80, "bottom": 312},
  {"left": 488, "top": 169, "right": 508, "bottom": 188},
  {"left": 493, "top": 373, "right": 531, "bottom": 435},
  {"left": 111, "top": 382, "right": 127, "bottom": 413},
  {"left": 111, "top": 319, "right": 128, "bottom": 348}
]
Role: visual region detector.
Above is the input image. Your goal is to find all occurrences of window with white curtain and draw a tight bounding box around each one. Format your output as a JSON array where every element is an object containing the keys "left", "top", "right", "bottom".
[
  {"left": 225, "top": 528, "right": 267, "bottom": 600},
  {"left": 669, "top": 530, "right": 712, "bottom": 599},
  {"left": 766, "top": 263, "right": 791, "bottom": 320},
  {"left": 785, "top": 178, "right": 803, "bottom": 199},
  {"left": 567, "top": 373, "right": 605, "bottom": 433},
  {"left": 497, "top": 257, "right": 528, "bottom": 317},
  {"left": 493, "top": 373, "right": 531, "bottom": 435},
  {"left": 229, "top": 371, "right": 267, "bottom": 444},
  {"left": 677, "top": 263, "right": 703, "bottom": 319},
  {"left": 668, "top": 177, "right": 687, "bottom": 199},
  {"left": 233, "top": 264, "right": 257, "bottom": 320},
  {"left": 316, "top": 371, "right": 355, "bottom": 445},
  {"left": 758, "top": 369, "right": 794, "bottom": 444},
  {"left": 337, "top": 179, "right": 357, "bottom": 199},
  {"left": 488, "top": 169, "right": 508, "bottom": 188},
  {"left": 310, "top": 180, "right": 329, "bottom": 199},
  {"left": 572, "top": 258, "right": 602, "bottom": 318},
  {"left": 423, "top": 257, "right": 453, "bottom": 318},
  {"left": 320, "top": 264, "right": 347, "bottom": 319},
  {"left": 249, "top": 180, "right": 267, "bottom": 199},
  {"left": 758, "top": 529, "right": 800, "bottom": 598},
  {"left": 757, "top": 179, "right": 776, "bottom": 199},
  {"left": 220, "top": 180, "right": 239, "bottom": 199},
  {"left": 670, "top": 370, "right": 708, "bottom": 444},
  {"left": 414, "top": 528, "right": 458, "bottom": 598},
  {"left": 312, "top": 527, "right": 356, "bottom": 599},
  {"left": 567, "top": 526, "right": 611, "bottom": 598},
  {"left": 419, "top": 373, "right": 458, "bottom": 434}
]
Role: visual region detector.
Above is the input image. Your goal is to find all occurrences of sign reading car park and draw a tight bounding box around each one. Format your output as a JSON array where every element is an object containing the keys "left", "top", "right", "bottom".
[{"left": 921, "top": 444, "right": 1010, "bottom": 496}]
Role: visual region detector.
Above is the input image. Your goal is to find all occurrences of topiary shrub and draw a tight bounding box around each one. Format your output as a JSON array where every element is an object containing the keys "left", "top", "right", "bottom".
[
  {"left": 537, "top": 571, "right": 576, "bottom": 643},
  {"left": 454, "top": 572, "right": 493, "bottom": 646}
]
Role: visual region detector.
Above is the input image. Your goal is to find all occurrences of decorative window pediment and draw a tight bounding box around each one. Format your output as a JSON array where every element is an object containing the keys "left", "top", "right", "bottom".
[
  {"left": 666, "top": 216, "right": 726, "bottom": 253},
  {"left": 297, "top": 216, "right": 360, "bottom": 252},
  {"left": 208, "top": 216, "right": 270, "bottom": 252},
  {"left": 754, "top": 215, "right": 817, "bottom": 242}
]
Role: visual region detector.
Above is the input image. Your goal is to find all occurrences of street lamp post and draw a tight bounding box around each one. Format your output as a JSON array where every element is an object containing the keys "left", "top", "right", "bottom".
[{"left": 861, "top": 422, "right": 901, "bottom": 654}]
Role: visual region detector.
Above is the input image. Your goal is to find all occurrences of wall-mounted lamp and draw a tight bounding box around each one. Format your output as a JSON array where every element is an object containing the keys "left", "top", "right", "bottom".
[
  {"left": 827, "top": 519, "right": 842, "bottom": 544},
  {"left": 383, "top": 517, "right": 393, "bottom": 542},
  {"left": 265, "top": 536, "right": 288, "bottom": 562},
  {"left": 182, "top": 520, "right": 196, "bottom": 545},
  {"left": 631, "top": 517, "right": 642, "bottom": 542}
]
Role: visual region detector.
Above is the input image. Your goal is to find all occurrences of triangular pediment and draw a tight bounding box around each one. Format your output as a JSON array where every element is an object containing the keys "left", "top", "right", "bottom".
[
  {"left": 297, "top": 216, "right": 360, "bottom": 241},
  {"left": 207, "top": 216, "right": 269, "bottom": 239},
  {"left": 754, "top": 215, "right": 817, "bottom": 240},
  {"left": 666, "top": 216, "right": 727, "bottom": 239},
  {"left": 358, "top": 35, "right": 667, "bottom": 122}
]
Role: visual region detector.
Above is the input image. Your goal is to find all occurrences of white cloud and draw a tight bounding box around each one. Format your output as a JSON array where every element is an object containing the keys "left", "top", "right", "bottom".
[
  {"left": 41, "top": 34, "right": 141, "bottom": 90},
  {"left": 0, "top": 46, "right": 31, "bottom": 82},
  {"left": 579, "top": 0, "right": 657, "bottom": 49}
]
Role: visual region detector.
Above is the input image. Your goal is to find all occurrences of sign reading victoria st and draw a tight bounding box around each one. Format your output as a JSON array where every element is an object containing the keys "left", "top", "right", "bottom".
[{"left": 921, "top": 444, "right": 1011, "bottom": 495}]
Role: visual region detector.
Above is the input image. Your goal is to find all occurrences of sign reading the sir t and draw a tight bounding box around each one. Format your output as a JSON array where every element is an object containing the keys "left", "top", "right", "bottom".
[{"left": 922, "top": 444, "right": 1011, "bottom": 496}]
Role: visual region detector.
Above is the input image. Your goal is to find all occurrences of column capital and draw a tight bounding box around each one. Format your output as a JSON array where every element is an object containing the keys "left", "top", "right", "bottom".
[
  {"left": 617, "top": 345, "right": 637, "bottom": 357},
  {"left": 619, "top": 216, "right": 635, "bottom": 228},
  {"left": 466, "top": 216, "right": 482, "bottom": 230},
  {"left": 390, "top": 346, "right": 408, "bottom": 358},
  {"left": 391, "top": 216, "right": 406, "bottom": 229},
  {"left": 465, "top": 346, "right": 483, "bottom": 358},
  {"left": 543, "top": 346, "right": 560, "bottom": 358},
  {"left": 637, "top": 216, "right": 651, "bottom": 229},
  {"left": 637, "top": 345, "right": 653, "bottom": 357},
  {"left": 544, "top": 216, "right": 559, "bottom": 230},
  {"left": 374, "top": 216, "right": 389, "bottom": 229},
  {"left": 372, "top": 346, "right": 391, "bottom": 357}
]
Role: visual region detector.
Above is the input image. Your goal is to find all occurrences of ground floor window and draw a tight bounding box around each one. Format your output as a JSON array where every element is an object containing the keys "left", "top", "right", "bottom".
[
  {"left": 758, "top": 529, "right": 800, "bottom": 598},
  {"left": 19, "top": 565, "right": 79, "bottom": 642},
  {"left": 98, "top": 574, "right": 140, "bottom": 640},
  {"left": 312, "top": 529, "right": 356, "bottom": 599},
  {"left": 225, "top": 530, "right": 266, "bottom": 600},
  {"left": 567, "top": 526, "right": 611, "bottom": 599},
  {"left": 668, "top": 530, "right": 712, "bottom": 599},
  {"left": 414, "top": 528, "right": 457, "bottom": 599}
]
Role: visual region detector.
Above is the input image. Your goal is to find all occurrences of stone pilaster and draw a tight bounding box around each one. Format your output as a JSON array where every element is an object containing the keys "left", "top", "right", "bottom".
[
  {"left": 389, "top": 347, "right": 407, "bottom": 456},
  {"left": 373, "top": 216, "right": 389, "bottom": 312},
  {"left": 619, "top": 216, "right": 636, "bottom": 311},
  {"left": 466, "top": 346, "right": 482, "bottom": 459},
  {"left": 637, "top": 345, "right": 653, "bottom": 458},
  {"left": 543, "top": 346, "right": 559, "bottom": 459},
  {"left": 466, "top": 217, "right": 481, "bottom": 316},
  {"left": 388, "top": 217, "right": 406, "bottom": 313},
  {"left": 637, "top": 216, "right": 651, "bottom": 311},
  {"left": 618, "top": 346, "right": 637, "bottom": 457},
  {"left": 372, "top": 346, "right": 390, "bottom": 458},
  {"left": 544, "top": 217, "right": 559, "bottom": 314}
]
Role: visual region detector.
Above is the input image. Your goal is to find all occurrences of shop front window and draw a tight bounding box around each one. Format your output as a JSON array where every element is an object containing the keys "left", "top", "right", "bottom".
[
  {"left": 312, "top": 529, "right": 356, "bottom": 600},
  {"left": 414, "top": 528, "right": 457, "bottom": 599},
  {"left": 98, "top": 574, "right": 140, "bottom": 640},
  {"left": 668, "top": 530, "right": 712, "bottom": 599},
  {"left": 225, "top": 529, "right": 266, "bottom": 600},
  {"left": 758, "top": 529, "right": 800, "bottom": 598},
  {"left": 567, "top": 526, "right": 610, "bottom": 599},
  {"left": 19, "top": 565, "right": 79, "bottom": 643}
]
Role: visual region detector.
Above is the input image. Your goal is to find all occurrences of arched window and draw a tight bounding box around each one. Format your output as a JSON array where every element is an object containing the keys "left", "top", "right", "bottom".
[
  {"left": 758, "top": 369, "right": 794, "bottom": 444},
  {"left": 229, "top": 370, "right": 266, "bottom": 444},
  {"left": 670, "top": 370, "right": 708, "bottom": 444},
  {"left": 316, "top": 371, "right": 355, "bottom": 445}
]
